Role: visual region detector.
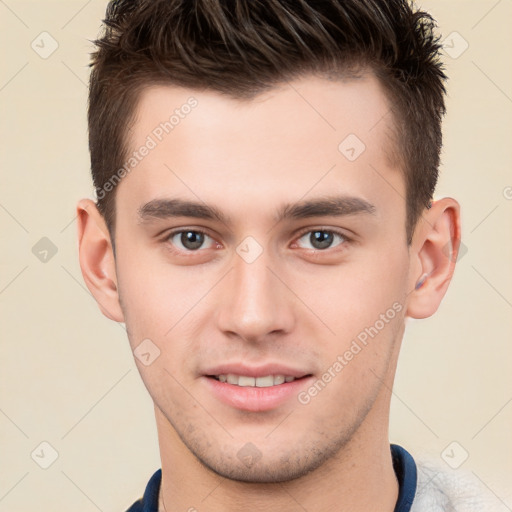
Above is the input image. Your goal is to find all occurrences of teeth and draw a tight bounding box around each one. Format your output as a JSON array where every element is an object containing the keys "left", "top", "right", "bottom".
[
  {"left": 216, "top": 374, "right": 296, "bottom": 387},
  {"left": 255, "top": 375, "right": 274, "bottom": 387},
  {"left": 273, "top": 375, "right": 285, "bottom": 385},
  {"left": 238, "top": 376, "right": 255, "bottom": 387}
]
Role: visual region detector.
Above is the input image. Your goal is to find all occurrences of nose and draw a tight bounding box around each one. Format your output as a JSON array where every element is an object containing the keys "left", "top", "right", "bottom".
[{"left": 216, "top": 248, "right": 295, "bottom": 344}]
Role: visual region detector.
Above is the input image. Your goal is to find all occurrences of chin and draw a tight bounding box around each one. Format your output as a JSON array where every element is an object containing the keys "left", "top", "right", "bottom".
[
  {"left": 201, "top": 457, "right": 320, "bottom": 484},
  {"left": 191, "top": 437, "right": 348, "bottom": 484}
]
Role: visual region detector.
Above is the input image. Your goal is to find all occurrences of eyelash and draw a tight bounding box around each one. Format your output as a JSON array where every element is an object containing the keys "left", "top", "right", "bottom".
[{"left": 162, "top": 227, "right": 351, "bottom": 254}]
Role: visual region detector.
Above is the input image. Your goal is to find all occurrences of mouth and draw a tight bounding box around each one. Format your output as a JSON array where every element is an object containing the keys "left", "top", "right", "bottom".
[
  {"left": 207, "top": 374, "right": 308, "bottom": 387},
  {"left": 202, "top": 367, "right": 314, "bottom": 412}
]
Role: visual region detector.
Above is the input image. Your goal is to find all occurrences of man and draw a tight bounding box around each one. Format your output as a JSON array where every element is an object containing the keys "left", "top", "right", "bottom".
[{"left": 76, "top": 0, "right": 493, "bottom": 510}]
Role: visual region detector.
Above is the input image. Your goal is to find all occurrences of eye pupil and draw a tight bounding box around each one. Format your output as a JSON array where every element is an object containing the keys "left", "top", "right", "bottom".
[
  {"left": 181, "top": 231, "right": 204, "bottom": 250},
  {"left": 173, "top": 229, "right": 341, "bottom": 253},
  {"left": 310, "top": 231, "right": 334, "bottom": 249}
]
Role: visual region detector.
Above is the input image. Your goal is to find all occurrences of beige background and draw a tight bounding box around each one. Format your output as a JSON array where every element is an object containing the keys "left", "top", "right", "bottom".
[{"left": 1, "top": 0, "right": 511, "bottom": 510}]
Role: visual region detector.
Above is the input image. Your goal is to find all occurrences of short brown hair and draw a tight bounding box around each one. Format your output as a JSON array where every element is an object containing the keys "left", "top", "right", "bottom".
[{"left": 88, "top": 0, "right": 447, "bottom": 243}]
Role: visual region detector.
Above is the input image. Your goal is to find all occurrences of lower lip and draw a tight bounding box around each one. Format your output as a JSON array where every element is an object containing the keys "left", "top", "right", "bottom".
[{"left": 202, "top": 376, "right": 313, "bottom": 412}]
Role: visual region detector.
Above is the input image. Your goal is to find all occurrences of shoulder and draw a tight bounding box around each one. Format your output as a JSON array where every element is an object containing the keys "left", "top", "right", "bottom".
[{"left": 411, "top": 457, "right": 508, "bottom": 512}]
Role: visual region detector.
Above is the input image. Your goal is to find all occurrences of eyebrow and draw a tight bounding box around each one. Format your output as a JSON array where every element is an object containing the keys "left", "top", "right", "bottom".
[{"left": 137, "top": 195, "right": 376, "bottom": 225}]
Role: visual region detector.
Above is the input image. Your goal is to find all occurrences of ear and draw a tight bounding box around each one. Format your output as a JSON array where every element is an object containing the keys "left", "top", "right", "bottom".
[
  {"left": 76, "top": 199, "right": 124, "bottom": 322},
  {"left": 406, "top": 197, "right": 461, "bottom": 319}
]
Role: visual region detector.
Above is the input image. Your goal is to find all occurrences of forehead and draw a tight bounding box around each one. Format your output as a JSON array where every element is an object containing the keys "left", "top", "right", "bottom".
[
  {"left": 130, "top": 72, "right": 394, "bottom": 147},
  {"left": 116, "top": 73, "right": 402, "bottom": 227}
]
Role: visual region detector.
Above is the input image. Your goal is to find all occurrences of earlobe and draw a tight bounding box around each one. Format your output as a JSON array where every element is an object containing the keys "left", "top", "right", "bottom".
[
  {"left": 76, "top": 199, "right": 124, "bottom": 322},
  {"left": 406, "top": 197, "right": 461, "bottom": 319}
]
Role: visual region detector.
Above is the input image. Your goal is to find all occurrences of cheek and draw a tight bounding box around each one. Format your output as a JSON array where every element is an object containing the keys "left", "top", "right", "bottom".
[
  {"left": 116, "top": 247, "right": 203, "bottom": 332},
  {"left": 115, "top": 252, "right": 217, "bottom": 387},
  {"left": 302, "top": 301, "right": 405, "bottom": 420},
  {"left": 295, "top": 249, "right": 409, "bottom": 340},
  {"left": 294, "top": 247, "right": 408, "bottom": 401}
]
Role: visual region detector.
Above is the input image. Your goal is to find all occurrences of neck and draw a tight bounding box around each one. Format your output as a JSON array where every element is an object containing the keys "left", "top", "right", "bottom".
[{"left": 155, "top": 401, "right": 398, "bottom": 512}]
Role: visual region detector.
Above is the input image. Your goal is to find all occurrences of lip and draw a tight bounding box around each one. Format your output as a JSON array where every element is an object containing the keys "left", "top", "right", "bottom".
[
  {"left": 202, "top": 363, "right": 310, "bottom": 379},
  {"left": 201, "top": 363, "right": 314, "bottom": 412}
]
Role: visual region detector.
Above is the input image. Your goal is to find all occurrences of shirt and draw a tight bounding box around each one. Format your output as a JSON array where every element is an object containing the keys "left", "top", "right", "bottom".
[{"left": 126, "top": 443, "right": 417, "bottom": 512}]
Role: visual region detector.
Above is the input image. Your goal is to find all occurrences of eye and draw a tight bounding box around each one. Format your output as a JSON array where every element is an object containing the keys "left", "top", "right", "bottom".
[
  {"left": 166, "top": 229, "right": 217, "bottom": 252},
  {"left": 294, "top": 229, "right": 347, "bottom": 251}
]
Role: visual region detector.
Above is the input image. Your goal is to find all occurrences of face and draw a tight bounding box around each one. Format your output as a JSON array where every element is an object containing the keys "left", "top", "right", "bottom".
[{"left": 113, "top": 74, "right": 411, "bottom": 482}]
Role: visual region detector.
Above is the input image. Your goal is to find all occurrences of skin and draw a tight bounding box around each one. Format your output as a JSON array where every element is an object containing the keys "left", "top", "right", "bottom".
[{"left": 77, "top": 73, "right": 460, "bottom": 511}]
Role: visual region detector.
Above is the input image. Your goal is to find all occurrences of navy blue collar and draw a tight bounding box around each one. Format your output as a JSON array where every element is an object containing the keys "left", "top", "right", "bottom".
[
  {"left": 126, "top": 444, "right": 417, "bottom": 512},
  {"left": 391, "top": 443, "right": 417, "bottom": 512},
  {"left": 126, "top": 468, "right": 161, "bottom": 512}
]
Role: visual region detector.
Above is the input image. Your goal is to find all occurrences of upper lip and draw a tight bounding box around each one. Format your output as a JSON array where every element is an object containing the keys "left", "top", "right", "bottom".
[{"left": 202, "top": 363, "right": 311, "bottom": 379}]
